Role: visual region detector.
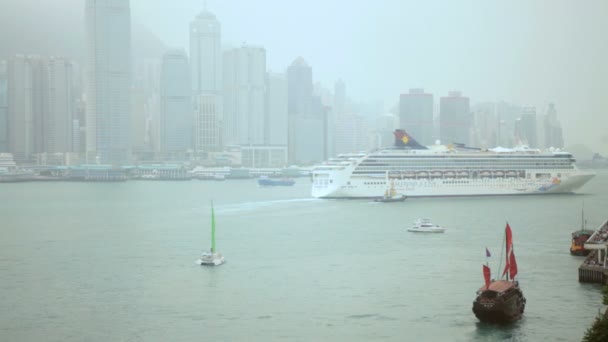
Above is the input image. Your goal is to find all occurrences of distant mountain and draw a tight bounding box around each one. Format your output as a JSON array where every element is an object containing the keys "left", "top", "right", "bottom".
[{"left": 0, "top": 0, "right": 166, "bottom": 64}]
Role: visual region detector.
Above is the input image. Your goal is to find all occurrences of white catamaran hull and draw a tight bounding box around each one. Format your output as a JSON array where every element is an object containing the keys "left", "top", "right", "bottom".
[{"left": 197, "top": 252, "right": 225, "bottom": 266}]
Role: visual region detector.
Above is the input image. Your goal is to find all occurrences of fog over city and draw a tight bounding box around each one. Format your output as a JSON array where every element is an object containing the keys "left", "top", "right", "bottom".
[
  {"left": 134, "top": 0, "right": 608, "bottom": 153},
  {"left": 0, "top": 0, "right": 607, "bottom": 159}
]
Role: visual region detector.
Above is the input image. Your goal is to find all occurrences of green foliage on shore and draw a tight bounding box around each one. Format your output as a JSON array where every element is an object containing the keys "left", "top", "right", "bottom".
[{"left": 582, "top": 285, "right": 608, "bottom": 342}]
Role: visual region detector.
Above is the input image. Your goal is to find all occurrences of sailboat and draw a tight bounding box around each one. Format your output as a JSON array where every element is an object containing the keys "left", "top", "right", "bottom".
[
  {"left": 373, "top": 180, "right": 406, "bottom": 202},
  {"left": 570, "top": 202, "right": 594, "bottom": 256},
  {"left": 197, "top": 202, "right": 225, "bottom": 266},
  {"left": 472, "top": 223, "right": 526, "bottom": 323}
]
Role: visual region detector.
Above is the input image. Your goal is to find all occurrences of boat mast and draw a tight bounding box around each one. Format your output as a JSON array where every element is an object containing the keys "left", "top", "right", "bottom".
[
  {"left": 497, "top": 223, "right": 506, "bottom": 280},
  {"left": 211, "top": 201, "right": 216, "bottom": 253},
  {"left": 581, "top": 200, "right": 585, "bottom": 230}
]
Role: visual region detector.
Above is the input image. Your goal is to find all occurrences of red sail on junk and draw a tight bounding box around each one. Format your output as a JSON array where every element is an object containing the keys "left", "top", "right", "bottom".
[
  {"left": 483, "top": 265, "right": 491, "bottom": 289},
  {"left": 502, "top": 223, "right": 518, "bottom": 279}
]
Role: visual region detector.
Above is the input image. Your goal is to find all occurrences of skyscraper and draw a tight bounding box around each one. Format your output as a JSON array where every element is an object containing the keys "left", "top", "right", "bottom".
[
  {"left": 7, "top": 56, "right": 36, "bottom": 162},
  {"left": 518, "top": 106, "right": 537, "bottom": 147},
  {"left": 0, "top": 60, "right": 7, "bottom": 152},
  {"left": 190, "top": 10, "right": 221, "bottom": 95},
  {"left": 399, "top": 88, "right": 434, "bottom": 146},
  {"left": 287, "top": 57, "right": 312, "bottom": 118},
  {"left": 265, "top": 72, "right": 288, "bottom": 146},
  {"left": 45, "top": 58, "right": 74, "bottom": 154},
  {"left": 194, "top": 94, "right": 221, "bottom": 154},
  {"left": 439, "top": 91, "right": 471, "bottom": 145},
  {"left": 287, "top": 57, "right": 326, "bottom": 163},
  {"left": 85, "top": 0, "right": 132, "bottom": 164},
  {"left": 544, "top": 103, "right": 564, "bottom": 148},
  {"left": 160, "top": 49, "right": 192, "bottom": 157},
  {"left": 7, "top": 56, "right": 74, "bottom": 162},
  {"left": 223, "top": 45, "right": 266, "bottom": 146},
  {"left": 334, "top": 79, "right": 346, "bottom": 119}
]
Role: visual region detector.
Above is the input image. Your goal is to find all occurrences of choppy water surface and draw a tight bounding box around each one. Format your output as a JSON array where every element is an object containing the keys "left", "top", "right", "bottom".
[{"left": 1, "top": 172, "right": 607, "bottom": 341}]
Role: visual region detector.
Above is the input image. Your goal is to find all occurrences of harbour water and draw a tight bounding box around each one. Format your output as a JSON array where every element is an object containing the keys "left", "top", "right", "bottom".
[{"left": 1, "top": 171, "right": 607, "bottom": 341}]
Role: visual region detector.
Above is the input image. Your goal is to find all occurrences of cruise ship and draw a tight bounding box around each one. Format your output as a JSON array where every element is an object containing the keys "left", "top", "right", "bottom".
[{"left": 311, "top": 129, "right": 595, "bottom": 198}]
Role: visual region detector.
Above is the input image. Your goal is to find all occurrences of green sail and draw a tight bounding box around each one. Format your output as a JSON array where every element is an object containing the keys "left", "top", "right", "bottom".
[{"left": 211, "top": 203, "right": 216, "bottom": 253}]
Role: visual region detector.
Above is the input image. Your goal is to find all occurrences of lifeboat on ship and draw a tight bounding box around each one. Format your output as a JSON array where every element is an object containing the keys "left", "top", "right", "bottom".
[
  {"left": 480, "top": 171, "right": 491, "bottom": 178},
  {"left": 506, "top": 171, "right": 518, "bottom": 178},
  {"left": 458, "top": 171, "right": 469, "bottom": 178},
  {"left": 416, "top": 171, "right": 429, "bottom": 178},
  {"left": 444, "top": 171, "right": 456, "bottom": 178},
  {"left": 493, "top": 171, "right": 505, "bottom": 177},
  {"left": 430, "top": 171, "right": 443, "bottom": 178},
  {"left": 403, "top": 172, "right": 416, "bottom": 179}
]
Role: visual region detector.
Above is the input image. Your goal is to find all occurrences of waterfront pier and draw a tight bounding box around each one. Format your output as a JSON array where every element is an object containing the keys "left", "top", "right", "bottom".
[{"left": 579, "top": 219, "right": 608, "bottom": 284}]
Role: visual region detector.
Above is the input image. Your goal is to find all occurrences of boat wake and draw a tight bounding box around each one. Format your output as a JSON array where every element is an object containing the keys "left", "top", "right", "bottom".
[{"left": 213, "top": 198, "right": 322, "bottom": 214}]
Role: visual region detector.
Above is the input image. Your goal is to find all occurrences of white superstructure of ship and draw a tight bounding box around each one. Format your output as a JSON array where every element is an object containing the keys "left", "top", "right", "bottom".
[{"left": 311, "top": 129, "right": 595, "bottom": 198}]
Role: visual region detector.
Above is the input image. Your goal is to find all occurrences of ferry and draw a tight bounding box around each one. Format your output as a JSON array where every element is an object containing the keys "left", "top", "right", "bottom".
[{"left": 311, "top": 129, "right": 595, "bottom": 198}]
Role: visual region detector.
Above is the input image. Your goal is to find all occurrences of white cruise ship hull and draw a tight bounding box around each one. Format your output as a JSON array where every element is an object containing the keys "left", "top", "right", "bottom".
[
  {"left": 313, "top": 130, "right": 596, "bottom": 199},
  {"left": 312, "top": 171, "right": 594, "bottom": 198}
]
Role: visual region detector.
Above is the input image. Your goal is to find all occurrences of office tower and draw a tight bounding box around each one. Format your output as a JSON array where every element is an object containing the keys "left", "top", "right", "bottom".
[
  {"left": 190, "top": 10, "right": 221, "bottom": 95},
  {"left": 223, "top": 45, "right": 266, "bottom": 146},
  {"left": 399, "top": 88, "right": 434, "bottom": 146},
  {"left": 85, "top": 0, "right": 132, "bottom": 164},
  {"left": 287, "top": 57, "right": 312, "bottom": 118},
  {"left": 544, "top": 103, "right": 564, "bottom": 148},
  {"left": 7, "top": 56, "right": 36, "bottom": 161},
  {"left": 287, "top": 57, "right": 326, "bottom": 163},
  {"left": 45, "top": 58, "right": 74, "bottom": 154},
  {"left": 518, "top": 107, "right": 537, "bottom": 147},
  {"left": 265, "top": 72, "right": 288, "bottom": 146},
  {"left": 439, "top": 91, "right": 471, "bottom": 145},
  {"left": 194, "top": 94, "right": 221, "bottom": 153},
  {"left": 0, "top": 60, "right": 7, "bottom": 152},
  {"left": 160, "top": 49, "right": 192, "bottom": 157},
  {"left": 334, "top": 113, "right": 367, "bottom": 154}
]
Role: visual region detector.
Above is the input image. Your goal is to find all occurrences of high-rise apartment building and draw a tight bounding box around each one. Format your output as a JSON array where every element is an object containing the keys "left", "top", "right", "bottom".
[
  {"left": 7, "top": 56, "right": 74, "bottom": 162},
  {"left": 160, "top": 49, "right": 192, "bottom": 156},
  {"left": 85, "top": 0, "right": 132, "bottom": 164},
  {"left": 399, "top": 88, "right": 434, "bottom": 146},
  {"left": 223, "top": 45, "right": 266, "bottom": 146},
  {"left": 439, "top": 91, "right": 471, "bottom": 145}
]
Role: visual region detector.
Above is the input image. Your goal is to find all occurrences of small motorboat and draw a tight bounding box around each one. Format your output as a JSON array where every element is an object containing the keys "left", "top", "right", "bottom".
[
  {"left": 373, "top": 193, "right": 406, "bottom": 203},
  {"left": 373, "top": 180, "right": 406, "bottom": 202},
  {"left": 407, "top": 218, "right": 446, "bottom": 233}
]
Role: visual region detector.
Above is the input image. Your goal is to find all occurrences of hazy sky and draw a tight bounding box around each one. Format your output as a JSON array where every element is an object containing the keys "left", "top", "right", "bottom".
[{"left": 130, "top": 0, "right": 608, "bottom": 152}]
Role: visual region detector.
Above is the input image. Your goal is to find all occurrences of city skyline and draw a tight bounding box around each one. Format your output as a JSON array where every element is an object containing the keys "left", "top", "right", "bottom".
[
  {"left": 128, "top": 0, "right": 607, "bottom": 153},
  {"left": 0, "top": 0, "right": 604, "bottom": 164}
]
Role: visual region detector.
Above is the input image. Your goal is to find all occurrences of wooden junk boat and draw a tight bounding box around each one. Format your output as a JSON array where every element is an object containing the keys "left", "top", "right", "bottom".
[
  {"left": 570, "top": 203, "right": 593, "bottom": 256},
  {"left": 472, "top": 223, "right": 526, "bottom": 323}
]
